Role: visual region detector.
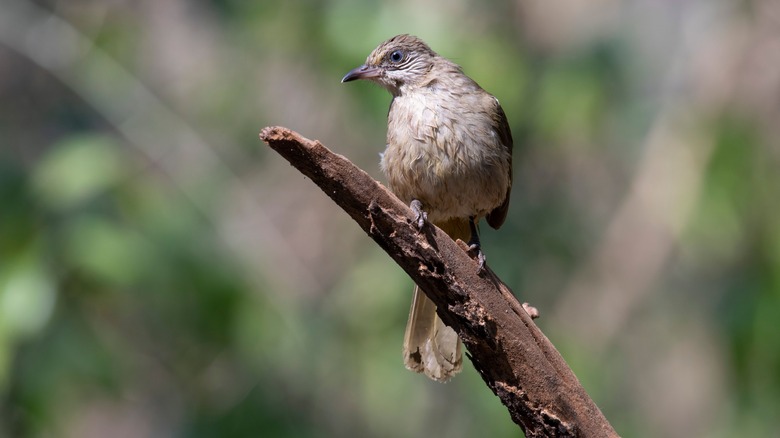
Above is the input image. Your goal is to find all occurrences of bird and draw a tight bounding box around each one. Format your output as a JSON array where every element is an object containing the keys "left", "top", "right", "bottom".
[{"left": 341, "top": 34, "right": 513, "bottom": 382}]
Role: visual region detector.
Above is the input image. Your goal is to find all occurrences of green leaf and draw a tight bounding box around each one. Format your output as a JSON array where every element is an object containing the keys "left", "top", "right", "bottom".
[{"left": 32, "top": 134, "right": 123, "bottom": 210}]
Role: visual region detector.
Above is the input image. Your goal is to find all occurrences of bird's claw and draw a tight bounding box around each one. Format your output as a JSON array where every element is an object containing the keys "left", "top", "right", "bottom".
[
  {"left": 467, "top": 217, "right": 486, "bottom": 274},
  {"left": 410, "top": 200, "right": 428, "bottom": 230},
  {"left": 468, "top": 243, "right": 487, "bottom": 274}
]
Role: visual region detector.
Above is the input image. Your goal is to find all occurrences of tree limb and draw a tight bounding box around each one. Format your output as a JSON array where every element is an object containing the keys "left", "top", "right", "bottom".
[{"left": 259, "top": 126, "right": 618, "bottom": 438}]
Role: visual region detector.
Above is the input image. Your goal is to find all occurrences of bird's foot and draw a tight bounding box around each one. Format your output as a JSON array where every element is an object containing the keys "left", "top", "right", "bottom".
[
  {"left": 467, "top": 242, "right": 487, "bottom": 274},
  {"left": 467, "top": 217, "right": 486, "bottom": 274},
  {"left": 410, "top": 199, "right": 428, "bottom": 230}
]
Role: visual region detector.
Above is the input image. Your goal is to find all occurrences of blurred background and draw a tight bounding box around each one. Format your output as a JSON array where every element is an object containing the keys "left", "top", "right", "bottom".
[{"left": 1, "top": 0, "right": 779, "bottom": 436}]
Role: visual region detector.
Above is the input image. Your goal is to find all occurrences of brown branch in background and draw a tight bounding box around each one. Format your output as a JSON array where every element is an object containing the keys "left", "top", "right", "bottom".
[{"left": 260, "top": 126, "right": 618, "bottom": 437}]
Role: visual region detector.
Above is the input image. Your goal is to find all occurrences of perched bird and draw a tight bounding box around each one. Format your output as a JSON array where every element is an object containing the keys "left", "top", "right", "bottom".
[{"left": 342, "top": 34, "right": 513, "bottom": 382}]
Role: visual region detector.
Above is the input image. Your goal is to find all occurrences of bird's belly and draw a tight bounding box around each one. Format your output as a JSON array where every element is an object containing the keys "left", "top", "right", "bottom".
[{"left": 381, "top": 140, "right": 509, "bottom": 223}]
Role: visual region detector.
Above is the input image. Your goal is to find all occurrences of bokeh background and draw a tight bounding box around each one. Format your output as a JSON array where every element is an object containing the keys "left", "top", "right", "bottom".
[{"left": 1, "top": 0, "right": 779, "bottom": 436}]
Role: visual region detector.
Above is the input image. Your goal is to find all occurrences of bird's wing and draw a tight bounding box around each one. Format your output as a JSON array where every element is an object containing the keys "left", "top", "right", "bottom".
[{"left": 486, "top": 98, "right": 513, "bottom": 230}]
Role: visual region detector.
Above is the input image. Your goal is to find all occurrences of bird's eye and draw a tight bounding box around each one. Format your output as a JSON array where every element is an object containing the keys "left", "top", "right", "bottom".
[{"left": 389, "top": 50, "right": 404, "bottom": 63}]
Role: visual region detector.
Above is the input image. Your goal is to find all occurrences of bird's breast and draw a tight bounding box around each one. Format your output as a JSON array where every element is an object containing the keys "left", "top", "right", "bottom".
[{"left": 381, "top": 92, "right": 510, "bottom": 222}]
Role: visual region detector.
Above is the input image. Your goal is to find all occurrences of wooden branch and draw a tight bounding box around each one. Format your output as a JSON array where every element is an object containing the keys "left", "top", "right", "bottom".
[{"left": 260, "top": 126, "right": 618, "bottom": 438}]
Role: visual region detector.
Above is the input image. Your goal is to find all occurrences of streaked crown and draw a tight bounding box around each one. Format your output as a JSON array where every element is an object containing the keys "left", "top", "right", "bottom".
[{"left": 341, "top": 34, "right": 441, "bottom": 94}]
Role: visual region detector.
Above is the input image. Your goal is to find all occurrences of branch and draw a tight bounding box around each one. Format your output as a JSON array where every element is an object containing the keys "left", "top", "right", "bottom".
[{"left": 260, "top": 126, "right": 618, "bottom": 437}]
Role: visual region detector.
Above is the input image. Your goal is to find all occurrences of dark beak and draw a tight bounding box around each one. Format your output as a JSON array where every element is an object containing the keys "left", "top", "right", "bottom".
[{"left": 341, "top": 64, "right": 382, "bottom": 83}]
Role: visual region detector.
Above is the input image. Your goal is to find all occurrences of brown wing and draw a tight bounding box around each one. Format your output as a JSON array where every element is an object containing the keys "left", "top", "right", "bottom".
[{"left": 486, "top": 99, "right": 513, "bottom": 229}]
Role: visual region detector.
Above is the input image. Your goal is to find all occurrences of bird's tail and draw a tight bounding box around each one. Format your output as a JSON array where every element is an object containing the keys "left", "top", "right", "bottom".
[{"left": 402, "top": 218, "right": 470, "bottom": 382}]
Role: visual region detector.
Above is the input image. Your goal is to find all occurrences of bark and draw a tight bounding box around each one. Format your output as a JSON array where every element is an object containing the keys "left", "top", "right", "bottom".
[{"left": 260, "top": 126, "right": 618, "bottom": 437}]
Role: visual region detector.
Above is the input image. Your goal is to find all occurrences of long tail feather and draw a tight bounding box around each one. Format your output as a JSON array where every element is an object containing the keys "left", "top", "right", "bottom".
[{"left": 401, "top": 217, "right": 471, "bottom": 382}]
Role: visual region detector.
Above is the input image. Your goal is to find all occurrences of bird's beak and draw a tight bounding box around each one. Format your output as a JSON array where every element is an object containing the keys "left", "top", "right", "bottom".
[{"left": 341, "top": 64, "right": 382, "bottom": 83}]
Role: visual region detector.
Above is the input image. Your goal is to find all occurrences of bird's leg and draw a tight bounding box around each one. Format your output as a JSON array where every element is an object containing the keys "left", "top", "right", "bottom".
[
  {"left": 409, "top": 199, "right": 428, "bottom": 230},
  {"left": 467, "top": 217, "right": 486, "bottom": 273}
]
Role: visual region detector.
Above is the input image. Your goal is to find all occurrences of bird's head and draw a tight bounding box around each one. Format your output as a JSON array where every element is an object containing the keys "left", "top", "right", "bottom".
[{"left": 341, "top": 34, "right": 437, "bottom": 95}]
